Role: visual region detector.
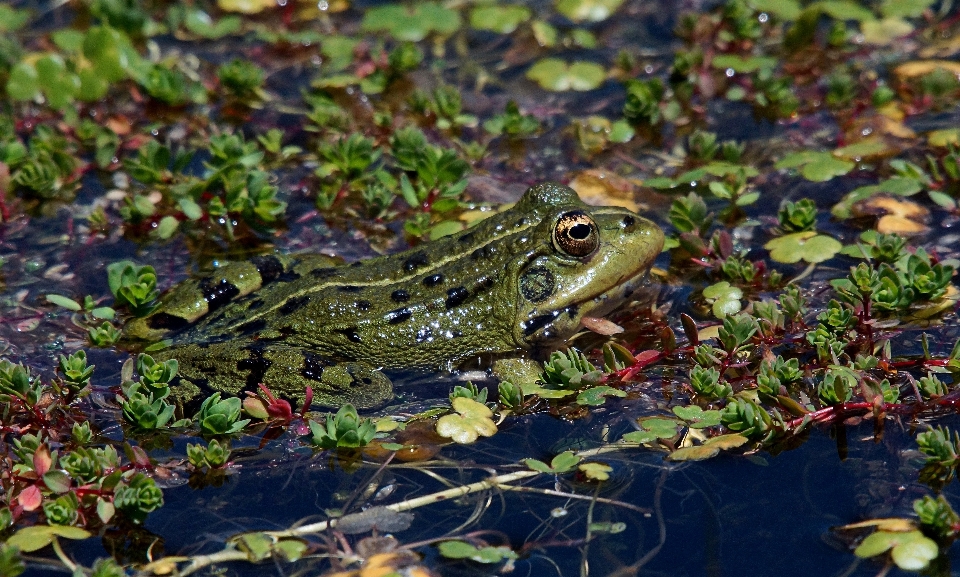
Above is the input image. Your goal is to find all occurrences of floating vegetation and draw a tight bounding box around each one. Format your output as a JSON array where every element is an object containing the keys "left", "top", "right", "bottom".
[{"left": 3, "top": 0, "right": 960, "bottom": 575}]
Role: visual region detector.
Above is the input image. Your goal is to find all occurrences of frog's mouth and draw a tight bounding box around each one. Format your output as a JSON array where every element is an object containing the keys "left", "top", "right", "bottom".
[{"left": 519, "top": 267, "right": 654, "bottom": 347}]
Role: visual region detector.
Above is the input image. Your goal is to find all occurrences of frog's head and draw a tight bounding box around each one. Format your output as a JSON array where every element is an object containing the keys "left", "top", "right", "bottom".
[{"left": 506, "top": 183, "right": 664, "bottom": 349}]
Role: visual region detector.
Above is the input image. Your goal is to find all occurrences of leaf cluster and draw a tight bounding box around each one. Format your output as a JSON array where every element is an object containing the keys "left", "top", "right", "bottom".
[{"left": 308, "top": 404, "right": 377, "bottom": 449}]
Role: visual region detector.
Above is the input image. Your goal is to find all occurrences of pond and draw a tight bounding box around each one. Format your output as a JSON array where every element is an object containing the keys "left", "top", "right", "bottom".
[{"left": 3, "top": 0, "right": 960, "bottom": 576}]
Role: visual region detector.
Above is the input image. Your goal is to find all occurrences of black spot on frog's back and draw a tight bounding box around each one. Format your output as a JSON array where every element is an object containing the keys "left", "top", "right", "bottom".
[
  {"left": 470, "top": 245, "right": 496, "bottom": 260},
  {"left": 311, "top": 267, "right": 339, "bottom": 279},
  {"left": 237, "top": 347, "right": 272, "bottom": 389},
  {"left": 279, "top": 295, "right": 310, "bottom": 315},
  {"left": 391, "top": 289, "right": 410, "bottom": 303},
  {"left": 147, "top": 312, "right": 190, "bottom": 331},
  {"left": 385, "top": 307, "right": 413, "bottom": 324},
  {"left": 277, "top": 267, "right": 301, "bottom": 282},
  {"left": 403, "top": 251, "right": 430, "bottom": 272},
  {"left": 236, "top": 318, "right": 267, "bottom": 335},
  {"left": 336, "top": 327, "right": 363, "bottom": 343},
  {"left": 423, "top": 273, "right": 444, "bottom": 287},
  {"left": 200, "top": 277, "right": 240, "bottom": 312},
  {"left": 301, "top": 352, "right": 334, "bottom": 381},
  {"left": 250, "top": 255, "right": 284, "bottom": 284},
  {"left": 445, "top": 286, "right": 469, "bottom": 309}
]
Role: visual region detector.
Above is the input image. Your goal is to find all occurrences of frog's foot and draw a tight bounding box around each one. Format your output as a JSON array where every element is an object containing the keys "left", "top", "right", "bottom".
[
  {"left": 287, "top": 361, "right": 394, "bottom": 410},
  {"left": 164, "top": 344, "right": 394, "bottom": 411}
]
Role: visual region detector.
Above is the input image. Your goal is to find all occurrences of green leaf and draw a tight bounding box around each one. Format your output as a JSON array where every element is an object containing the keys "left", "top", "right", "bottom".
[
  {"left": 184, "top": 9, "right": 241, "bottom": 38},
  {"left": 52, "top": 30, "right": 85, "bottom": 52},
  {"left": 929, "top": 191, "right": 956, "bottom": 210},
  {"left": 0, "top": 5, "right": 30, "bottom": 31},
  {"left": 523, "top": 458, "right": 554, "bottom": 473},
  {"left": 702, "top": 281, "right": 743, "bottom": 318},
  {"left": 520, "top": 383, "right": 577, "bottom": 398},
  {"left": 275, "top": 538, "right": 308, "bottom": 562},
  {"left": 928, "top": 128, "right": 960, "bottom": 147},
  {"left": 45, "top": 294, "right": 81, "bottom": 311},
  {"left": 589, "top": 521, "right": 626, "bottom": 534},
  {"left": 578, "top": 462, "right": 612, "bottom": 481},
  {"left": 775, "top": 151, "right": 854, "bottom": 181},
  {"left": 555, "top": 0, "right": 626, "bottom": 22},
  {"left": 890, "top": 533, "right": 939, "bottom": 570},
  {"left": 438, "top": 540, "right": 516, "bottom": 563},
  {"left": 643, "top": 417, "right": 681, "bottom": 436},
  {"left": 6, "top": 61, "right": 39, "bottom": 101},
  {"left": 747, "top": 0, "right": 801, "bottom": 19},
  {"left": 42, "top": 470, "right": 72, "bottom": 493},
  {"left": 91, "top": 307, "right": 116, "bottom": 320},
  {"left": 435, "top": 397, "right": 497, "bottom": 444},
  {"left": 814, "top": 0, "right": 876, "bottom": 21},
  {"left": 801, "top": 156, "right": 855, "bottom": 182},
  {"left": 362, "top": 2, "right": 461, "bottom": 42},
  {"left": 672, "top": 406, "right": 722, "bottom": 428},
  {"left": 469, "top": 5, "right": 531, "bottom": 33},
  {"left": 35, "top": 54, "right": 80, "bottom": 109},
  {"left": 704, "top": 433, "right": 749, "bottom": 449},
  {"left": 237, "top": 532, "right": 273, "bottom": 562},
  {"left": 880, "top": 0, "right": 934, "bottom": 18},
  {"left": 83, "top": 27, "right": 129, "bottom": 82},
  {"left": 834, "top": 139, "right": 889, "bottom": 159},
  {"left": 711, "top": 55, "right": 777, "bottom": 73},
  {"left": 608, "top": 120, "right": 635, "bottom": 143},
  {"left": 764, "top": 231, "right": 842, "bottom": 264},
  {"left": 155, "top": 216, "right": 179, "bottom": 240},
  {"left": 77, "top": 68, "right": 110, "bottom": 101},
  {"left": 550, "top": 450, "right": 581, "bottom": 472},
  {"left": 576, "top": 386, "right": 627, "bottom": 406},
  {"left": 97, "top": 499, "right": 115, "bottom": 524},
  {"left": 526, "top": 58, "right": 606, "bottom": 92},
  {"left": 621, "top": 430, "right": 660, "bottom": 444},
  {"left": 523, "top": 450, "right": 580, "bottom": 473},
  {"left": 429, "top": 220, "right": 463, "bottom": 240},
  {"left": 855, "top": 529, "right": 939, "bottom": 570},
  {"left": 531, "top": 20, "right": 559, "bottom": 46},
  {"left": 7, "top": 525, "right": 91, "bottom": 553},
  {"left": 668, "top": 445, "right": 721, "bottom": 461},
  {"left": 861, "top": 18, "right": 914, "bottom": 45}
]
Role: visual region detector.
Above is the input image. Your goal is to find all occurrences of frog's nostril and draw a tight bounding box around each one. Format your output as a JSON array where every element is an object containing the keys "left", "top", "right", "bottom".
[{"left": 621, "top": 216, "right": 636, "bottom": 230}]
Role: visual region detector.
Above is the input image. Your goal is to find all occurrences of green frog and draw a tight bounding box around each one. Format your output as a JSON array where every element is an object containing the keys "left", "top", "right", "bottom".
[{"left": 125, "top": 183, "right": 664, "bottom": 409}]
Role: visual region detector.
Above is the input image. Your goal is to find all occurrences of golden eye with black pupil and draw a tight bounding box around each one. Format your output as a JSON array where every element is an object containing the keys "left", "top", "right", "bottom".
[{"left": 554, "top": 211, "right": 599, "bottom": 257}]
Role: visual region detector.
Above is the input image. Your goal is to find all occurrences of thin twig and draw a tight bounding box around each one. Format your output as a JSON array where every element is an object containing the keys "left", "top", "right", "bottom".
[{"left": 500, "top": 485, "right": 651, "bottom": 516}]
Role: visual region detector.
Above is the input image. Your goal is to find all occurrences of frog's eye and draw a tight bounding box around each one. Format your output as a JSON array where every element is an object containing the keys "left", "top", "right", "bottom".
[{"left": 554, "top": 211, "right": 599, "bottom": 257}]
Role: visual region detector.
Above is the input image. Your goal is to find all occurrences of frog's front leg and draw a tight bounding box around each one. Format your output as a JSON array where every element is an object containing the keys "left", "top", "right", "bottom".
[{"left": 166, "top": 343, "right": 394, "bottom": 410}]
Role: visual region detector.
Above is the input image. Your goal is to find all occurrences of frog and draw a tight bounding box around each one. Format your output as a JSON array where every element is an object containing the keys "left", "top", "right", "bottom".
[{"left": 124, "top": 182, "right": 665, "bottom": 410}]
